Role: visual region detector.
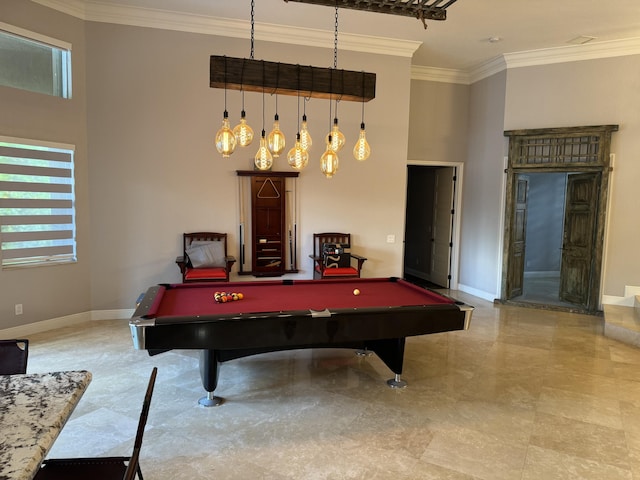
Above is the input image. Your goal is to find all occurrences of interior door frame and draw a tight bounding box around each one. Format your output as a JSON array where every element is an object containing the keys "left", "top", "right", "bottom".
[
  {"left": 406, "top": 160, "right": 464, "bottom": 290},
  {"left": 500, "top": 125, "right": 618, "bottom": 313}
]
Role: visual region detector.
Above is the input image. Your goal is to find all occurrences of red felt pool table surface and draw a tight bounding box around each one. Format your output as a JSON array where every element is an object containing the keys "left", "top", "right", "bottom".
[{"left": 151, "top": 277, "right": 454, "bottom": 319}]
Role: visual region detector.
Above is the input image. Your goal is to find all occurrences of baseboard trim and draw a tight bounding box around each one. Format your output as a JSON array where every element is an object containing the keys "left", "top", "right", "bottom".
[
  {"left": 0, "top": 309, "right": 133, "bottom": 337},
  {"left": 457, "top": 284, "right": 496, "bottom": 302},
  {"left": 601, "top": 295, "right": 632, "bottom": 306}
]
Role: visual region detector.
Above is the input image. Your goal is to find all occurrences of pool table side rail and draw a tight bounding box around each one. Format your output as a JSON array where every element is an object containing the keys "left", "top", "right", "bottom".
[{"left": 130, "top": 304, "right": 472, "bottom": 352}]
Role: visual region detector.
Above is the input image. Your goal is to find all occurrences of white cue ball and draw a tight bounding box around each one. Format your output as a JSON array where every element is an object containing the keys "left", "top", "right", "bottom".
[{"left": 353, "top": 289, "right": 360, "bottom": 296}]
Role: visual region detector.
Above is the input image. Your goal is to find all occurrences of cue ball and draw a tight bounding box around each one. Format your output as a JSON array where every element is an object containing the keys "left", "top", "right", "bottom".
[{"left": 353, "top": 289, "right": 360, "bottom": 296}]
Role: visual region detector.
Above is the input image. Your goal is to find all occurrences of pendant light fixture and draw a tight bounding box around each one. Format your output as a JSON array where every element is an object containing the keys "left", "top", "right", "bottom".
[
  {"left": 320, "top": 97, "right": 339, "bottom": 178},
  {"left": 287, "top": 83, "right": 309, "bottom": 171},
  {"left": 353, "top": 71, "right": 371, "bottom": 161},
  {"left": 215, "top": 56, "right": 237, "bottom": 158},
  {"left": 267, "top": 92, "right": 286, "bottom": 157},
  {"left": 324, "top": 4, "right": 345, "bottom": 154},
  {"left": 320, "top": 137, "right": 339, "bottom": 178},
  {"left": 234, "top": 104, "right": 254, "bottom": 147},
  {"left": 233, "top": 66, "right": 254, "bottom": 147},
  {"left": 325, "top": 102, "right": 345, "bottom": 152},
  {"left": 210, "top": 0, "right": 378, "bottom": 176},
  {"left": 255, "top": 62, "right": 273, "bottom": 170},
  {"left": 299, "top": 98, "right": 312, "bottom": 152},
  {"left": 233, "top": 2, "right": 256, "bottom": 148}
]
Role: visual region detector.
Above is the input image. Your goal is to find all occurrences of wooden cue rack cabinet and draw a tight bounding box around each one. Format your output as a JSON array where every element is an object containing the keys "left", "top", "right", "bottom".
[{"left": 237, "top": 170, "right": 299, "bottom": 277}]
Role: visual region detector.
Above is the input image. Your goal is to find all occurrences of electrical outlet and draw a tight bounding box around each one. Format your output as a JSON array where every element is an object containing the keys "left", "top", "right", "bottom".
[
  {"left": 386, "top": 234, "right": 395, "bottom": 243},
  {"left": 15, "top": 304, "right": 23, "bottom": 315}
]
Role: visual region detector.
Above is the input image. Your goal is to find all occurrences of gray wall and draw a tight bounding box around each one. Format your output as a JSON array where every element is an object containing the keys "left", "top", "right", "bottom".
[
  {"left": 0, "top": 1, "right": 90, "bottom": 328},
  {"left": 458, "top": 71, "right": 507, "bottom": 297},
  {"left": 505, "top": 57, "right": 640, "bottom": 297}
]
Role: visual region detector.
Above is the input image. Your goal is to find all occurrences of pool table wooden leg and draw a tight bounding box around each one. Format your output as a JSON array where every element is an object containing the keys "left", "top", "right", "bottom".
[{"left": 199, "top": 349, "right": 224, "bottom": 406}]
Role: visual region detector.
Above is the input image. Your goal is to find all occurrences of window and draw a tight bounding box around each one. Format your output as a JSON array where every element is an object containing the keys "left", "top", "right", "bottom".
[
  {"left": 0, "top": 137, "right": 76, "bottom": 268},
  {"left": 0, "top": 22, "right": 72, "bottom": 98}
]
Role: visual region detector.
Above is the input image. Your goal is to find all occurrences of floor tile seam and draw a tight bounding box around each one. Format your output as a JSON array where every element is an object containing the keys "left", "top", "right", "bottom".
[
  {"left": 533, "top": 392, "right": 625, "bottom": 432},
  {"left": 541, "top": 365, "right": 627, "bottom": 393},
  {"left": 538, "top": 382, "right": 628, "bottom": 406},
  {"left": 526, "top": 434, "right": 634, "bottom": 473},
  {"left": 522, "top": 443, "right": 635, "bottom": 478}
]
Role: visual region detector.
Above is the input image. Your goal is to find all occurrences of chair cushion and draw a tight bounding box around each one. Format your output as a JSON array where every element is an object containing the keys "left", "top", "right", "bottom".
[
  {"left": 185, "top": 267, "right": 227, "bottom": 280},
  {"left": 322, "top": 267, "right": 359, "bottom": 277},
  {"left": 186, "top": 241, "right": 225, "bottom": 268}
]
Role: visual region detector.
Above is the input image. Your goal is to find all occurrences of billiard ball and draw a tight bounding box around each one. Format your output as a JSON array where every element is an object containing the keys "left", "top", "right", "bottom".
[{"left": 353, "top": 289, "right": 360, "bottom": 296}]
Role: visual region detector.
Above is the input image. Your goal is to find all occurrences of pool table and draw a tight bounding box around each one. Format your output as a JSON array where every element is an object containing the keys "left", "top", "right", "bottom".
[{"left": 130, "top": 277, "right": 473, "bottom": 406}]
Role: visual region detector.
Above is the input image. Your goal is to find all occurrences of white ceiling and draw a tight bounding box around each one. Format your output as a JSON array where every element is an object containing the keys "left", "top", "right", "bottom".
[{"left": 40, "top": 0, "right": 640, "bottom": 71}]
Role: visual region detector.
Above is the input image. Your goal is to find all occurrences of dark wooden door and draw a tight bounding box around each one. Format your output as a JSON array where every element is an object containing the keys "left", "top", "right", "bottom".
[
  {"left": 251, "top": 176, "right": 285, "bottom": 276},
  {"left": 559, "top": 172, "right": 599, "bottom": 306},
  {"left": 431, "top": 167, "right": 455, "bottom": 288},
  {"left": 507, "top": 175, "right": 529, "bottom": 298}
]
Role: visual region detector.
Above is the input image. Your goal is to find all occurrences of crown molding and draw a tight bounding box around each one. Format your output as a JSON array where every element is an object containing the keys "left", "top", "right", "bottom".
[
  {"left": 467, "top": 55, "right": 508, "bottom": 83},
  {"left": 503, "top": 36, "right": 640, "bottom": 69},
  {"left": 414, "top": 37, "right": 640, "bottom": 85},
  {"left": 32, "top": 0, "right": 420, "bottom": 58},
  {"left": 410, "top": 65, "right": 469, "bottom": 85},
  {"left": 32, "top": 0, "right": 87, "bottom": 18}
]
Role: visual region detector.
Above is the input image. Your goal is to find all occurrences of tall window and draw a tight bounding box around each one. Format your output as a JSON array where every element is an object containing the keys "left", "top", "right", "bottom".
[
  {"left": 0, "top": 137, "right": 77, "bottom": 268},
  {"left": 0, "top": 22, "right": 72, "bottom": 98}
]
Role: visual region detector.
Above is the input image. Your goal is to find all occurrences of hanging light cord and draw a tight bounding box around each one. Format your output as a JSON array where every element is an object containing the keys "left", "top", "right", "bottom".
[
  {"left": 297, "top": 67, "right": 301, "bottom": 135},
  {"left": 250, "top": 0, "right": 255, "bottom": 60},
  {"left": 333, "top": 2, "right": 338, "bottom": 69},
  {"left": 360, "top": 72, "right": 365, "bottom": 126},
  {"left": 223, "top": 56, "right": 228, "bottom": 115},
  {"left": 261, "top": 61, "right": 266, "bottom": 135},
  {"left": 333, "top": 3, "right": 340, "bottom": 121}
]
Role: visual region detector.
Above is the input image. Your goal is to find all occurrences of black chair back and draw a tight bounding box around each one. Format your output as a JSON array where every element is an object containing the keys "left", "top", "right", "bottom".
[
  {"left": 0, "top": 339, "right": 29, "bottom": 374},
  {"left": 123, "top": 367, "right": 157, "bottom": 480}
]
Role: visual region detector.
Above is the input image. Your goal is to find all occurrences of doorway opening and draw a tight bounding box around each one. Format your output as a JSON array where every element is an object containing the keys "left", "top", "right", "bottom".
[
  {"left": 511, "top": 172, "right": 575, "bottom": 308},
  {"left": 501, "top": 125, "right": 617, "bottom": 314},
  {"left": 404, "top": 162, "right": 463, "bottom": 290}
]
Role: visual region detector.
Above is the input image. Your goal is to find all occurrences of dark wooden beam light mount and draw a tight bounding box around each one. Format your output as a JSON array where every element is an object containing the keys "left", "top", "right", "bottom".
[{"left": 210, "top": 56, "right": 376, "bottom": 103}]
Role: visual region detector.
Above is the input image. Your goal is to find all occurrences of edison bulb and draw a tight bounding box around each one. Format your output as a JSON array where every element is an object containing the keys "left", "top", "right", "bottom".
[
  {"left": 320, "top": 138, "right": 339, "bottom": 178},
  {"left": 215, "top": 112, "right": 236, "bottom": 157},
  {"left": 353, "top": 124, "right": 371, "bottom": 161},
  {"left": 299, "top": 114, "right": 312, "bottom": 151},
  {"left": 287, "top": 135, "right": 309, "bottom": 171},
  {"left": 267, "top": 114, "right": 286, "bottom": 157},
  {"left": 325, "top": 118, "right": 345, "bottom": 152},
  {"left": 233, "top": 111, "right": 254, "bottom": 147},
  {"left": 255, "top": 131, "right": 273, "bottom": 170}
]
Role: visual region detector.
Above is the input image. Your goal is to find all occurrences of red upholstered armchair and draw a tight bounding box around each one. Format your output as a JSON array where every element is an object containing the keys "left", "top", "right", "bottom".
[
  {"left": 309, "top": 232, "right": 367, "bottom": 279},
  {"left": 176, "top": 232, "right": 236, "bottom": 282}
]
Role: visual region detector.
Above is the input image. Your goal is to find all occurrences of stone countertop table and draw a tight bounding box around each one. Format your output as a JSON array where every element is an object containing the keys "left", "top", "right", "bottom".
[{"left": 0, "top": 371, "right": 92, "bottom": 480}]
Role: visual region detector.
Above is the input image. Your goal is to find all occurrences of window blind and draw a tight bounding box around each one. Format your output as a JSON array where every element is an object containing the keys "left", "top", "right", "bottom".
[{"left": 0, "top": 140, "right": 76, "bottom": 267}]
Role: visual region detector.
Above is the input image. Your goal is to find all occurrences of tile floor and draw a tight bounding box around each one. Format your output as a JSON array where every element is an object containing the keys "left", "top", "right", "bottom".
[
  {"left": 24, "top": 290, "right": 640, "bottom": 479},
  {"left": 515, "top": 273, "right": 577, "bottom": 309}
]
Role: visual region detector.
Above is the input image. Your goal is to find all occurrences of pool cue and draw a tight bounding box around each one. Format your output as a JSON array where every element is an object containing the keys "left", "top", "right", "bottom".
[
  {"left": 238, "top": 177, "right": 245, "bottom": 273},
  {"left": 286, "top": 188, "right": 293, "bottom": 270},
  {"left": 293, "top": 223, "right": 297, "bottom": 270},
  {"left": 292, "top": 178, "right": 297, "bottom": 270}
]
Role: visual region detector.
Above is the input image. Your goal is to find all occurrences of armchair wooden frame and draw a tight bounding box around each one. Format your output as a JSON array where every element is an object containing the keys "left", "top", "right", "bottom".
[
  {"left": 176, "top": 232, "right": 236, "bottom": 283},
  {"left": 309, "top": 232, "right": 367, "bottom": 279}
]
